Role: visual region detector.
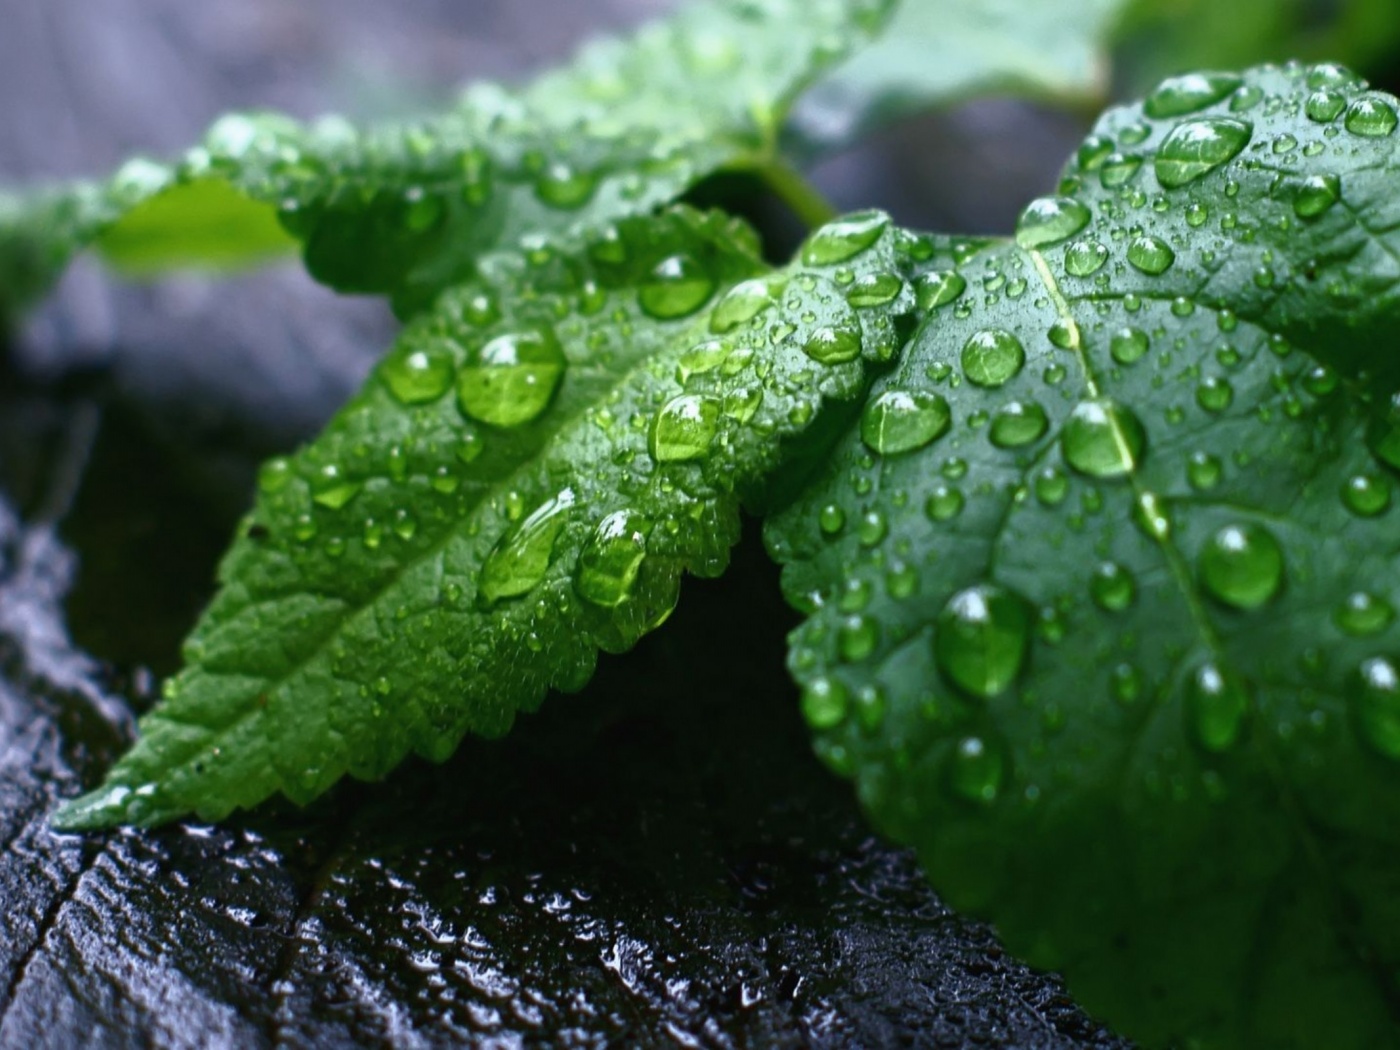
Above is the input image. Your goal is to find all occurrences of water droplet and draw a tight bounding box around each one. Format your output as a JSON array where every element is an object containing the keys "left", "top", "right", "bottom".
[
  {"left": 1014, "top": 195, "right": 1091, "bottom": 249},
  {"left": 1144, "top": 72, "right": 1242, "bottom": 118},
  {"left": 819, "top": 504, "right": 846, "bottom": 535},
  {"left": 913, "top": 270, "right": 966, "bottom": 310},
  {"left": 1293, "top": 174, "right": 1341, "bottom": 218},
  {"left": 457, "top": 328, "right": 567, "bottom": 427},
  {"left": 961, "top": 329, "right": 1025, "bottom": 388},
  {"left": 1047, "top": 321, "right": 1077, "bottom": 349},
  {"left": 1064, "top": 240, "right": 1108, "bottom": 277},
  {"left": 801, "top": 676, "right": 849, "bottom": 729},
  {"left": 1061, "top": 399, "right": 1146, "bottom": 478},
  {"left": 1354, "top": 657, "right": 1400, "bottom": 759},
  {"left": 1034, "top": 466, "right": 1069, "bottom": 505},
  {"left": 948, "top": 736, "right": 1005, "bottom": 804},
  {"left": 1342, "top": 473, "right": 1391, "bottom": 516},
  {"left": 575, "top": 509, "right": 649, "bottom": 607},
  {"left": 1187, "top": 661, "right": 1250, "bottom": 752},
  {"left": 1336, "top": 592, "right": 1395, "bottom": 636},
  {"left": 534, "top": 162, "right": 598, "bottom": 208},
  {"left": 259, "top": 456, "right": 292, "bottom": 494},
  {"left": 801, "top": 210, "right": 889, "bottom": 266},
  {"left": 639, "top": 254, "right": 716, "bottom": 319},
  {"left": 710, "top": 277, "right": 781, "bottom": 333},
  {"left": 1110, "top": 327, "right": 1149, "bottom": 365},
  {"left": 934, "top": 583, "right": 1032, "bottom": 699},
  {"left": 861, "top": 389, "right": 952, "bottom": 454},
  {"left": 1154, "top": 118, "right": 1252, "bottom": 188},
  {"left": 925, "top": 485, "right": 964, "bottom": 522},
  {"left": 803, "top": 324, "right": 864, "bottom": 364},
  {"left": 857, "top": 510, "right": 888, "bottom": 547},
  {"left": 1091, "top": 561, "right": 1136, "bottom": 611},
  {"left": 382, "top": 344, "right": 454, "bottom": 404},
  {"left": 649, "top": 394, "right": 720, "bottom": 462},
  {"left": 1196, "top": 375, "right": 1234, "bottom": 413},
  {"left": 839, "top": 615, "right": 879, "bottom": 662},
  {"left": 989, "top": 400, "right": 1049, "bottom": 448},
  {"left": 1308, "top": 62, "right": 1360, "bottom": 90},
  {"left": 1304, "top": 89, "right": 1347, "bottom": 123},
  {"left": 1076, "top": 135, "right": 1113, "bottom": 171},
  {"left": 846, "top": 272, "right": 903, "bottom": 307},
  {"left": 311, "top": 464, "right": 361, "bottom": 510},
  {"left": 1127, "top": 235, "right": 1175, "bottom": 274},
  {"left": 1198, "top": 523, "right": 1284, "bottom": 609},
  {"left": 479, "top": 489, "right": 575, "bottom": 604},
  {"left": 1187, "top": 451, "right": 1222, "bottom": 490},
  {"left": 1111, "top": 663, "right": 1143, "bottom": 705},
  {"left": 1344, "top": 96, "right": 1398, "bottom": 137},
  {"left": 1099, "top": 153, "right": 1142, "bottom": 188}
]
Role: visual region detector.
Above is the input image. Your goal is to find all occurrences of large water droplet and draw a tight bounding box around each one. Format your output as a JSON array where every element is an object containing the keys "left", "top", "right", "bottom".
[
  {"left": 1061, "top": 400, "right": 1146, "bottom": 478},
  {"left": 801, "top": 676, "right": 849, "bottom": 729},
  {"left": 989, "top": 400, "right": 1048, "bottom": 448},
  {"left": 1355, "top": 657, "right": 1400, "bottom": 759},
  {"left": 649, "top": 394, "right": 720, "bottom": 462},
  {"left": 638, "top": 254, "right": 716, "bottom": 319},
  {"left": 382, "top": 344, "right": 454, "bottom": 404},
  {"left": 1198, "top": 523, "right": 1284, "bottom": 609},
  {"left": 913, "top": 270, "right": 966, "bottom": 310},
  {"left": 1014, "top": 196, "right": 1091, "bottom": 249},
  {"left": 846, "top": 272, "right": 903, "bottom": 307},
  {"left": 457, "top": 328, "right": 567, "bottom": 427},
  {"left": 575, "top": 509, "right": 650, "bottom": 607},
  {"left": 839, "top": 615, "right": 879, "bottom": 662},
  {"left": 803, "top": 324, "right": 863, "bottom": 364},
  {"left": 1293, "top": 174, "right": 1341, "bottom": 219},
  {"left": 961, "top": 329, "right": 1025, "bottom": 388},
  {"left": 311, "top": 464, "right": 361, "bottom": 510},
  {"left": 861, "top": 389, "right": 952, "bottom": 454},
  {"left": 1127, "top": 235, "right": 1175, "bottom": 275},
  {"left": 1341, "top": 473, "right": 1391, "bottom": 516},
  {"left": 1335, "top": 591, "right": 1395, "bottom": 636},
  {"left": 1110, "top": 327, "right": 1150, "bottom": 365},
  {"left": 1154, "top": 118, "right": 1252, "bottom": 188},
  {"left": 709, "top": 277, "right": 779, "bottom": 333},
  {"left": 479, "top": 489, "right": 575, "bottom": 604},
  {"left": 948, "top": 736, "right": 1005, "bottom": 805},
  {"left": 1187, "top": 661, "right": 1250, "bottom": 752},
  {"left": 802, "top": 210, "right": 888, "bottom": 266},
  {"left": 1064, "top": 240, "right": 1108, "bottom": 277},
  {"left": 934, "top": 583, "right": 1031, "bottom": 699},
  {"left": 1144, "top": 72, "right": 1242, "bottom": 118},
  {"left": 1344, "top": 96, "right": 1399, "bottom": 137}
]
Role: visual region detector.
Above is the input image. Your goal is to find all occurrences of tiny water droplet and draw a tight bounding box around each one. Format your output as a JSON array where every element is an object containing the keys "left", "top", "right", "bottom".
[
  {"left": 934, "top": 584, "right": 1032, "bottom": 699},
  {"left": 457, "top": 328, "right": 567, "bottom": 427},
  {"left": 838, "top": 615, "right": 879, "bottom": 662},
  {"left": 961, "top": 329, "right": 1025, "bottom": 388},
  {"left": 1061, "top": 400, "right": 1147, "bottom": 478},
  {"left": 857, "top": 510, "right": 888, "bottom": 547},
  {"left": 1198, "top": 523, "right": 1284, "bottom": 609},
  {"left": 819, "top": 504, "right": 846, "bottom": 535},
  {"left": 861, "top": 389, "right": 952, "bottom": 454},
  {"left": 649, "top": 394, "right": 720, "bottom": 462},
  {"left": 1187, "top": 450, "right": 1223, "bottom": 490},
  {"left": 1196, "top": 375, "right": 1234, "bottom": 413},
  {"left": 925, "top": 485, "right": 964, "bottom": 522},
  {"left": 1155, "top": 118, "right": 1252, "bottom": 188}
]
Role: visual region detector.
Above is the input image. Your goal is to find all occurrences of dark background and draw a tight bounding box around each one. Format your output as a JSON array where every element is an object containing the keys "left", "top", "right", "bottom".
[{"left": 0, "top": 4, "right": 1132, "bottom": 1047}]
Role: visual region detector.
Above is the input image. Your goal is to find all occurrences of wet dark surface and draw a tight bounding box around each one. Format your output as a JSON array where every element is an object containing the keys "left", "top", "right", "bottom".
[{"left": 0, "top": 3, "right": 1134, "bottom": 1047}]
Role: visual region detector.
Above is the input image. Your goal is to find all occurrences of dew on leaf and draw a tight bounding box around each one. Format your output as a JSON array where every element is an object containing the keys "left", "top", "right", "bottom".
[
  {"left": 801, "top": 210, "right": 888, "bottom": 266},
  {"left": 1110, "top": 327, "right": 1150, "bottom": 365},
  {"left": 1014, "top": 195, "right": 1091, "bottom": 249},
  {"left": 1335, "top": 592, "right": 1395, "bottom": 636},
  {"left": 575, "top": 509, "right": 649, "bottom": 607},
  {"left": 1187, "top": 661, "right": 1250, "bottom": 752},
  {"left": 1064, "top": 240, "right": 1108, "bottom": 276},
  {"left": 1091, "top": 561, "right": 1136, "bottom": 611},
  {"left": 860, "top": 389, "right": 952, "bottom": 454},
  {"left": 839, "top": 615, "right": 879, "bottom": 662},
  {"left": 934, "top": 583, "right": 1032, "bottom": 699},
  {"left": 1061, "top": 399, "right": 1147, "bottom": 478},
  {"left": 989, "top": 400, "right": 1049, "bottom": 448},
  {"left": 534, "top": 162, "right": 598, "bottom": 209},
  {"left": 857, "top": 510, "right": 888, "bottom": 547},
  {"left": 925, "top": 485, "right": 965, "bottom": 522},
  {"left": 311, "top": 464, "right": 361, "bottom": 510},
  {"left": 649, "top": 394, "right": 720, "bottom": 462},
  {"left": 1034, "top": 466, "right": 1069, "bottom": 505},
  {"left": 1307, "top": 62, "right": 1360, "bottom": 90},
  {"left": 1099, "top": 153, "right": 1142, "bottom": 188},
  {"left": 382, "top": 344, "right": 454, "bottom": 404},
  {"left": 709, "top": 277, "right": 778, "bottom": 333},
  {"left": 913, "top": 270, "right": 967, "bottom": 311},
  {"left": 1144, "top": 72, "right": 1242, "bottom": 118},
  {"left": 1304, "top": 89, "right": 1347, "bottom": 123},
  {"left": 1343, "top": 96, "right": 1398, "bottom": 137},
  {"left": 961, "top": 329, "right": 1025, "bottom": 388},
  {"left": 845, "top": 272, "right": 903, "bottom": 307},
  {"left": 1127, "top": 235, "right": 1176, "bottom": 274},
  {"left": 1154, "top": 118, "right": 1252, "bottom": 187},
  {"left": 949, "top": 736, "right": 1005, "bottom": 804},
  {"left": 1111, "top": 663, "right": 1143, "bottom": 705},
  {"left": 1341, "top": 474, "right": 1391, "bottom": 516},
  {"left": 1355, "top": 657, "right": 1400, "bottom": 759},
  {"left": 1293, "top": 174, "right": 1341, "bottom": 219},
  {"left": 457, "top": 327, "right": 567, "bottom": 427},
  {"left": 1196, "top": 376, "right": 1234, "bottom": 412},
  {"left": 258, "top": 456, "right": 292, "bottom": 494},
  {"left": 1187, "top": 451, "right": 1223, "bottom": 490},
  {"left": 801, "top": 676, "right": 849, "bottom": 729},
  {"left": 479, "top": 489, "right": 575, "bottom": 605},
  {"left": 638, "top": 254, "right": 716, "bottom": 319},
  {"left": 819, "top": 503, "right": 846, "bottom": 535},
  {"left": 803, "top": 324, "right": 863, "bottom": 364},
  {"left": 1198, "top": 523, "right": 1284, "bottom": 609}
]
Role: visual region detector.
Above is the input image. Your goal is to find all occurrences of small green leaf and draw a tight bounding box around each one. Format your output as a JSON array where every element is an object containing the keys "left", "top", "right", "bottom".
[
  {"left": 794, "top": 0, "right": 1130, "bottom": 149},
  {"left": 768, "top": 64, "right": 1400, "bottom": 1049},
  {"left": 54, "top": 205, "right": 918, "bottom": 829},
  {"left": 0, "top": 0, "right": 891, "bottom": 320}
]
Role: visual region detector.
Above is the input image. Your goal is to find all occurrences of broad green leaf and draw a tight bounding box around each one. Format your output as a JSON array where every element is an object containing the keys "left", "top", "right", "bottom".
[
  {"left": 794, "top": 0, "right": 1129, "bottom": 150},
  {"left": 0, "top": 0, "right": 892, "bottom": 321},
  {"left": 767, "top": 64, "right": 1400, "bottom": 1049},
  {"left": 53, "top": 205, "right": 919, "bottom": 829}
]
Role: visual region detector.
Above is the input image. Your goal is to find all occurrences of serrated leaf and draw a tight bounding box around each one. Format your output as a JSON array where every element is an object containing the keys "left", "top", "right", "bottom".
[
  {"left": 793, "top": 0, "right": 1129, "bottom": 150},
  {"left": 767, "top": 64, "right": 1400, "bottom": 1049},
  {"left": 53, "top": 205, "right": 919, "bottom": 829},
  {"left": 0, "top": 0, "right": 892, "bottom": 322}
]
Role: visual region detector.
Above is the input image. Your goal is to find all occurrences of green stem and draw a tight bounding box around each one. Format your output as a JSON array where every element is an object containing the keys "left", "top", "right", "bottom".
[{"left": 754, "top": 159, "right": 839, "bottom": 229}]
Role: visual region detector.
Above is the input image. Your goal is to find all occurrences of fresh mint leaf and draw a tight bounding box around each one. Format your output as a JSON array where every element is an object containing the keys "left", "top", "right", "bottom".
[
  {"left": 0, "top": 0, "right": 892, "bottom": 320},
  {"left": 794, "top": 0, "right": 1129, "bottom": 149},
  {"left": 53, "top": 205, "right": 919, "bottom": 829},
  {"left": 767, "top": 64, "right": 1400, "bottom": 1049}
]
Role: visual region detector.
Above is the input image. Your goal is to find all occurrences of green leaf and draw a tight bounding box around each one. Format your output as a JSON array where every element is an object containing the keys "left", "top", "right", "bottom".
[
  {"left": 767, "top": 64, "right": 1400, "bottom": 1049},
  {"left": 794, "top": 0, "right": 1130, "bottom": 150},
  {"left": 53, "top": 204, "right": 919, "bottom": 829},
  {"left": 0, "top": 0, "right": 892, "bottom": 320}
]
